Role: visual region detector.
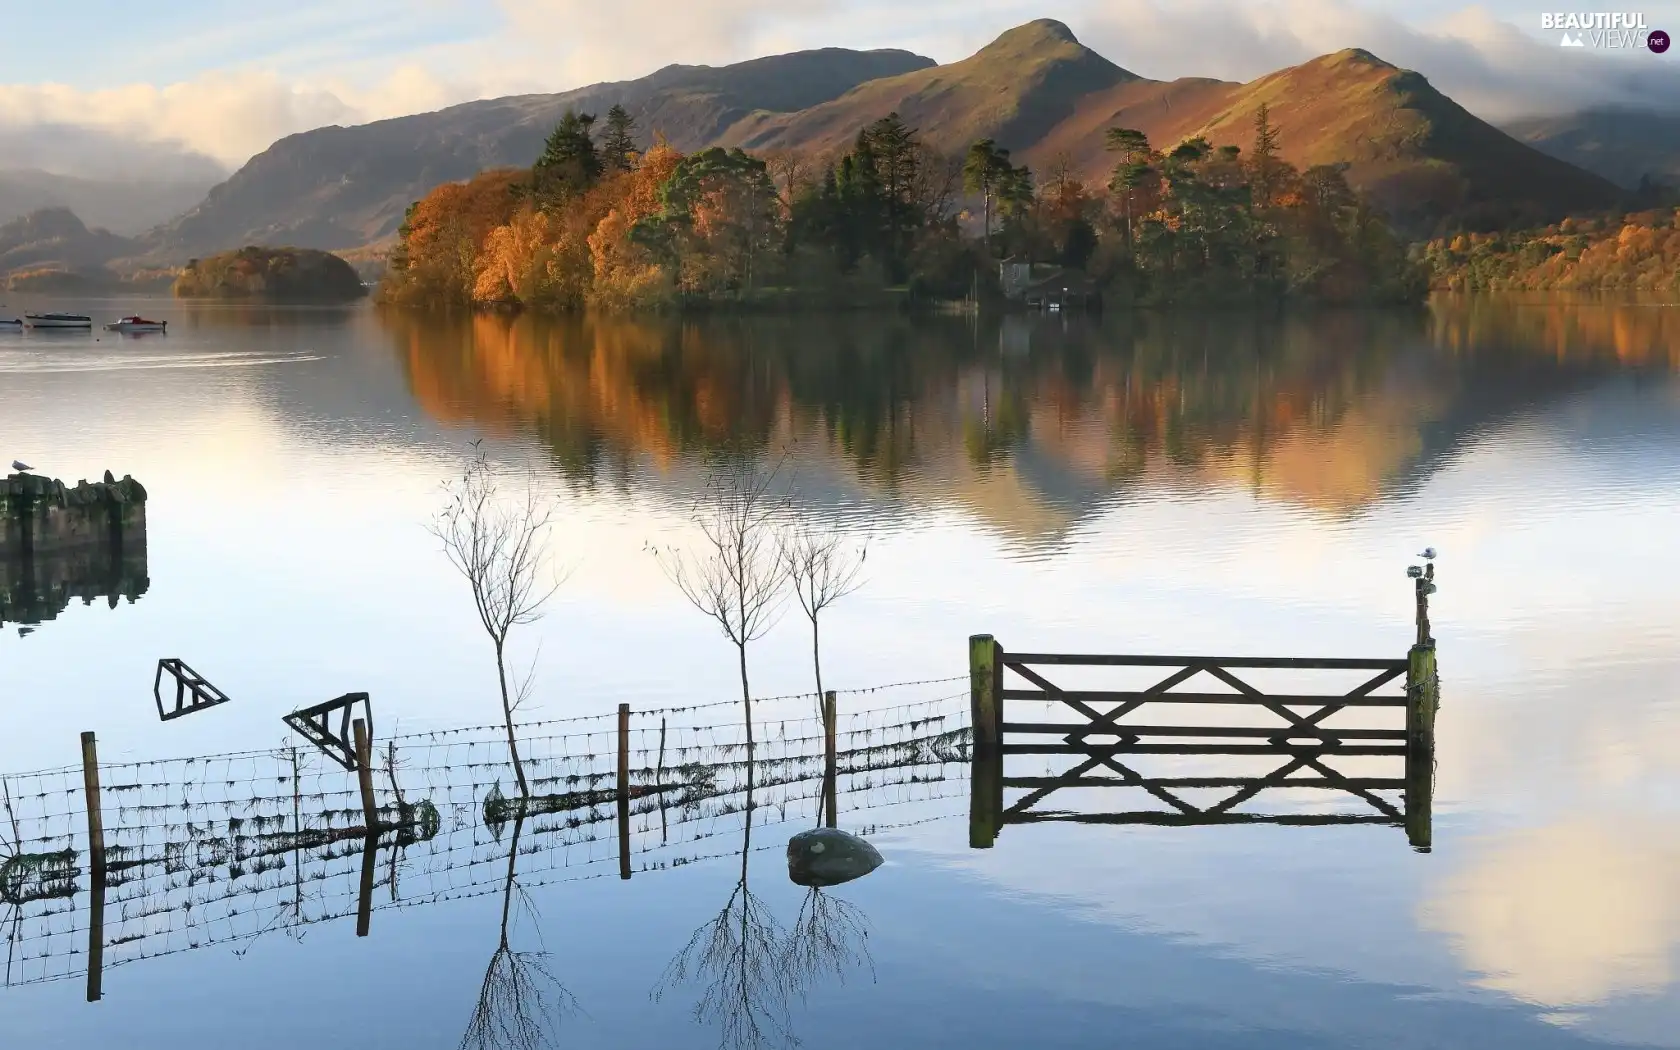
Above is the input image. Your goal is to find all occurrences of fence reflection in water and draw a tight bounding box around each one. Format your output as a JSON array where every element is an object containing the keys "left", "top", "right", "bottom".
[{"left": 0, "top": 683, "right": 971, "bottom": 996}]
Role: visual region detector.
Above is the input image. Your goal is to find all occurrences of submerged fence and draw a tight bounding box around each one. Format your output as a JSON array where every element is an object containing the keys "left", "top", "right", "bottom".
[
  {"left": 4, "top": 602, "right": 1443, "bottom": 1002},
  {"left": 1, "top": 679, "right": 972, "bottom": 997}
]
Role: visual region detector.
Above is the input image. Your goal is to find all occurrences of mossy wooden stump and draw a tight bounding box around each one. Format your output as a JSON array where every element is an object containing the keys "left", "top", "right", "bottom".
[{"left": 1, "top": 471, "right": 148, "bottom": 626}]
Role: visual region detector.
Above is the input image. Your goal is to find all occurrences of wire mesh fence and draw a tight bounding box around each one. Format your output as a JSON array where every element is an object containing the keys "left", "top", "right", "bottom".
[{"left": 1, "top": 678, "right": 971, "bottom": 990}]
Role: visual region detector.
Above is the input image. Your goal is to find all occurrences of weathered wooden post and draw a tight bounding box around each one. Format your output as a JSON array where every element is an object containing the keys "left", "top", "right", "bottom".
[
  {"left": 968, "top": 635, "right": 1003, "bottom": 848},
  {"left": 969, "top": 634, "right": 1000, "bottom": 751},
  {"left": 1415, "top": 562, "right": 1435, "bottom": 647},
  {"left": 351, "top": 718, "right": 378, "bottom": 937},
  {"left": 1405, "top": 643, "right": 1439, "bottom": 852},
  {"left": 617, "top": 702, "right": 632, "bottom": 880},
  {"left": 352, "top": 718, "right": 377, "bottom": 833},
  {"left": 355, "top": 831, "right": 377, "bottom": 938},
  {"left": 80, "top": 731, "right": 106, "bottom": 1002},
  {"left": 86, "top": 862, "right": 106, "bottom": 1001},
  {"left": 968, "top": 745, "right": 1002, "bottom": 849},
  {"left": 822, "top": 691, "right": 838, "bottom": 829}
]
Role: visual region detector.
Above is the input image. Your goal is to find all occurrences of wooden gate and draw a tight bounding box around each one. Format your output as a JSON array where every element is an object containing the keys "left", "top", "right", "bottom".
[{"left": 967, "top": 636, "right": 1438, "bottom": 851}]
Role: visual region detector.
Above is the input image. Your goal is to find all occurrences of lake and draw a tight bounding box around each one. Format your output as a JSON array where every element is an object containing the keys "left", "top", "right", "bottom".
[{"left": 2, "top": 294, "right": 1678, "bottom": 1048}]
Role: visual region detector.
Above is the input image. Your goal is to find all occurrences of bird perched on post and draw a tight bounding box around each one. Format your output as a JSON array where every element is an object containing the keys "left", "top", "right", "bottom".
[
  {"left": 10, "top": 460, "right": 32, "bottom": 473},
  {"left": 1418, "top": 547, "right": 1436, "bottom": 560}
]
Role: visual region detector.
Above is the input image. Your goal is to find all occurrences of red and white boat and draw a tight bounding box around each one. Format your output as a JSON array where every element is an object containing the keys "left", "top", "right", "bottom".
[{"left": 104, "top": 316, "right": 167, "bottom": 332}]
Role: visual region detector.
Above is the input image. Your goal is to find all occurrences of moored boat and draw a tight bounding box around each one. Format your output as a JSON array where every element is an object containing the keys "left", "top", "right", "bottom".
[
  {"left": 104, "top": 316, "right": 167, "bottom": 332},
  {"left": 24, "top": 312, "right": 93, "bottom": 329},
  {"left": 0, "top": 317, "right": 21, "bottom": 327}
]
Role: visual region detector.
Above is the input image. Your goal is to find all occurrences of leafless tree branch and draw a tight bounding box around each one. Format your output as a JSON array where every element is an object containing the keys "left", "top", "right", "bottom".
[
  {"left": 778, "top": 514, "right": 868, "bottom": 717},
  {"left": 649, "top": 456, "right": 789, "bottom": 751},
  {"left": 429, "top": 445, "right": 569, "bottom": 798}
]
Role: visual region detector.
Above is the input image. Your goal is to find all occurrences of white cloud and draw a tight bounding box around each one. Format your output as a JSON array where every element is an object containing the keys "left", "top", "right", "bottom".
[
  {"left": 1419, "top": 817, "right": 1680, "bottom": 1008},
  {"left": 0, "top": 64, "right": 499, "bottom": 173}
]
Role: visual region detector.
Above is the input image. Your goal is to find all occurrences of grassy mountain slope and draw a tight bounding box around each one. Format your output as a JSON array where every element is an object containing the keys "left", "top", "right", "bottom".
[
  {"left": 721, "top": 20, "right": 1134, "bottom": 156},
  {"left": 1503, "top": 107, "right": 1680, "bottom": 189},
  {"left": 1057, "top": 49, "right": 1620, "bottom": 231},
  {"left": 740, "top": 36, "right": 1620, "bottom": 233},
  {"left": 145, "top": 47, "right": 934, "bottom": 257}
]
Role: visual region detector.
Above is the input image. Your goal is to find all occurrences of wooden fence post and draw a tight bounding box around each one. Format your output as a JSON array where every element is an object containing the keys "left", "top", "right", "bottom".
[
  {"left": 822, "top": 691, "right": 838, "bottom": 829},
  {"left": 80, "top": 732, "right": 106, "bottom": 878},
  {"left": 80, "top": 731, "right": 106, "bottom": 1001},
  {"left": 618, "top": 703, "right": 632, "bottom": 880},
  {"left": 970, "top": 634, "right": 999, "bottom": 751},
  {"left": 352, "top": 718, "right": 377, "bottom": 833},
  {"left": 1405, "top": 643, "right": 1438, "bottom": 852}
]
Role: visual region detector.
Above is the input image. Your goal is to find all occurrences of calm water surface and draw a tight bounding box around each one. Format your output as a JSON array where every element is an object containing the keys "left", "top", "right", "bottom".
[{"left": 2, "top": 294, "right": 1679, "bottom": 1048}]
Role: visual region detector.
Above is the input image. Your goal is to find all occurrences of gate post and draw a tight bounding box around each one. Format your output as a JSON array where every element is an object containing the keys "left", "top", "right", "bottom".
[
  {"left": 969, "top": 634, "right": 1000, "bottom": 751},
  {"left": 1405, "top": 644, "right": 1438, "bottom": 852}
]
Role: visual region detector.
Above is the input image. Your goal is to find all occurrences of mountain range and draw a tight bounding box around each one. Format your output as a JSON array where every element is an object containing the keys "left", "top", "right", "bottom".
[{"left": 7, "top": 19, "right": 1679, "bottom": 276}]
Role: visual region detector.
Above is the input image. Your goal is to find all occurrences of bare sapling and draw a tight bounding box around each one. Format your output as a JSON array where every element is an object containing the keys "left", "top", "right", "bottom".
[
  {"left": 430, "top": 446, "right": 565, "bottom": 798},
  {"left": 650, "top": 458, "right": 787, "bottom": 752},
  {"left": 779, "top": 513, "right": 868, "bottom": 716}
]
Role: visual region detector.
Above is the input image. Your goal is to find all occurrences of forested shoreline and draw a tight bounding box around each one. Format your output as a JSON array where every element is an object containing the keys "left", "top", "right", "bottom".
[
  {"left": 377, "top": 104, "right": 1426, "bottom": 313},
  {"left": 1424, "top": 209, "right": 1680, "bottom": 292}
]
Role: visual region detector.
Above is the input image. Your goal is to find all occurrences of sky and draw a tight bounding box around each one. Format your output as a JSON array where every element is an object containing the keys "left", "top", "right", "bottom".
[{"left": 1, "top": 0, "right": 1678, "bottom": 179}]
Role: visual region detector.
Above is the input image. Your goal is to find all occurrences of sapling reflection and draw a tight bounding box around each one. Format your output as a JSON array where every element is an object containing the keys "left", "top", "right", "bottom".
[{"left": 459, "top": 813, "right": 581, "bottom": 1050}]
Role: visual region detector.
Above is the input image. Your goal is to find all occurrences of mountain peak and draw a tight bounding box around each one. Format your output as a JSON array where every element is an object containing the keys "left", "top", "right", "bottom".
[
  {"left": 1317, "top": 47, "right": 1400, "bottom": 72},
  {"left": 982, "top": 18, "right": 1081, "bottom": 52}
]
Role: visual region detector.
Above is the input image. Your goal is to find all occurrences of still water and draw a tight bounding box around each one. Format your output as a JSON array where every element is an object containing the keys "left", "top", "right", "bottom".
[{"left": 2, "top": 295, "right": 1679, "bottom": 1047}]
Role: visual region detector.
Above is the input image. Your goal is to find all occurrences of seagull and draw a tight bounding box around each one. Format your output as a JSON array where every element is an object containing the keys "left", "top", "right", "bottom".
[
  {"left": 1419, "top": 547, "right": 1437, "bottom": 560},
  {"left": 10, "top": 460, "right": 31, "bottom": 473}
]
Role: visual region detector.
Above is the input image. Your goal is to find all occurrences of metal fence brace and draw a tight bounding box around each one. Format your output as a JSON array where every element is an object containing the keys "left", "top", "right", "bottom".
[
  {"left": 153, "top": 659, "right": 233, "bottom": 721},
  {"left": 283, "top": 692, "right": 373, "bottom": 771}
]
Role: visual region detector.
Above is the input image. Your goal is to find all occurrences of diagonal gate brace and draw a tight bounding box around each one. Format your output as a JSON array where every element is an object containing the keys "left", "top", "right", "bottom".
[
  {"left": 153, "top": 658, "right": 233, "bottom": 721},
  {"left": 284, "top": 692, "right": 373, "bottom": 771}
]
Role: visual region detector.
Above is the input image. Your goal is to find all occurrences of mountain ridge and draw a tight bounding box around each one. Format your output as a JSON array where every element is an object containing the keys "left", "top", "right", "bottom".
[
  {"left": 16, "top": 22, "right": 1637, "bottom": 268},
  {"left": 144, "top": 46, "right": 937, "bottom": 258}
]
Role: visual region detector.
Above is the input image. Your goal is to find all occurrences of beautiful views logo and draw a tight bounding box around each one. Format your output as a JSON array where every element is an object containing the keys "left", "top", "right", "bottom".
[{"left": 1540, "top": 11, "right": 1668, "bottom": 48}]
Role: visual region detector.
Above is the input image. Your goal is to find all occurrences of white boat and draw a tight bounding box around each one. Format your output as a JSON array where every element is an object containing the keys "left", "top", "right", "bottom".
[
  {"left": 24, "top": 312, "right": 93, "bottom": 329},
  {"left": 104, "top": 315, "right": 167, "bottom": 332},
  {"left": 0, "top": 318, "right": 21, "bottom": 327}
]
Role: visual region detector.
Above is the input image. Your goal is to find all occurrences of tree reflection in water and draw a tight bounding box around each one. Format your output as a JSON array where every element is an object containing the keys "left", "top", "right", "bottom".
[
  {"left": 655, "top": 761, "right": 793, "bottom": 1050},
  {"left": 654, "top": 756, "right": 880, "bottom": 1049},
  {"left": 460, "top": 813, "right": 581, "bottom": 1050},
  {"left": 782, "top": 885, "right": 874, "bottom": 1005}
]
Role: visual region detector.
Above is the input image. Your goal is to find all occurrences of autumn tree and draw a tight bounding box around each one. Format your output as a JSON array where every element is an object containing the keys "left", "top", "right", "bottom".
[
  {"left": 645, "top": 147, "right": 782, "bottom": 294},
  {"left": 379, "top": 168, "right": 528, "bottom": 306}
]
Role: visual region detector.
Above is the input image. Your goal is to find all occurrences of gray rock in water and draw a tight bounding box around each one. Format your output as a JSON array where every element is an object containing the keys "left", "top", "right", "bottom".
[{"left": 787, "top": 827, "right": 883, "bottom": 887}]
